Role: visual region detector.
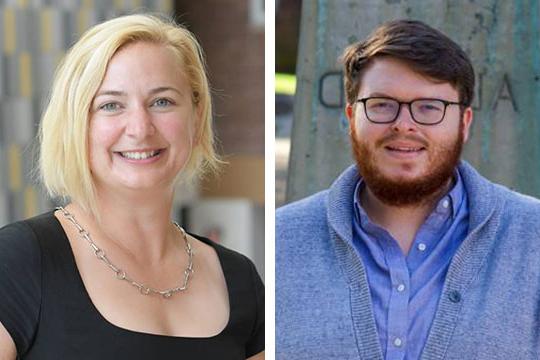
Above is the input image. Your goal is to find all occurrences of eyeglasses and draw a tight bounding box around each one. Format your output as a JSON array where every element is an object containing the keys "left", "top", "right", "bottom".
[{"left": 356, "top": 97, "right": 464, "bottom": 125}]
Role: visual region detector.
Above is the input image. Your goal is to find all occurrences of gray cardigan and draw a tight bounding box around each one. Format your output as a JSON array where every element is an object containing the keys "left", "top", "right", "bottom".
[{"left": 276, "top": 161, "right": 540, "bottom": 360}]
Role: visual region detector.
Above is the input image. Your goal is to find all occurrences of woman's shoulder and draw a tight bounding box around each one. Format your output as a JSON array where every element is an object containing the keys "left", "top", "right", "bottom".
[
  {"left": 0, "top": 213, "right": 50, "bottom": 260},
  {"left": 0, "top": 212, "right": 52, "bottom": 355},
  {"left": 188, "top": 233, "right": 261, "bottom": 279},
  {"left": 0, "top": 211, "right": 59, "bottom": 288},
  {"left": 0, "top": 211, "right": 63, "bottom": 258},
  {"left": 0, "top": 210, "right": 58, "bottom": 237},
  {"left": 0, "top": 211, "right": 64, "bottom": 299},
  {"left": 189, "top": 234, "right": 265, "bottom": 356}
]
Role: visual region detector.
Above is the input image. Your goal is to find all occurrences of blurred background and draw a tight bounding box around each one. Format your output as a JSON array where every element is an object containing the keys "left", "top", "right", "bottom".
[
  {"left": 275, "top": 0, "right": 300, "bottom": 207},
  {"left": 0, "top": 0, "right": 264, "bottom": 277},
  {"left": 277, "top": 0, "right": 540, "bottom": 210}
]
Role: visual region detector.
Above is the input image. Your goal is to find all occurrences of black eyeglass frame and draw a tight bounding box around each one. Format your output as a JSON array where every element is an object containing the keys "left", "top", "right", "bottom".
[{"left": 356, "top": 97, "right": 465, "bottom": 125}]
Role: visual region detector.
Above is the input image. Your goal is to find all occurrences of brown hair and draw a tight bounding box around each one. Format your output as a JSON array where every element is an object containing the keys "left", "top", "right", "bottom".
[{"left": 342, "top": 19, "right": 475, "bottom": 107}]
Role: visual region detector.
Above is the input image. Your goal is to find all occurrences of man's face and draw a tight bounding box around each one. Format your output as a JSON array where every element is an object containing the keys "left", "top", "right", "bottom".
[{"left": 345, "top": 57, "right": 473, "bottom": 206}]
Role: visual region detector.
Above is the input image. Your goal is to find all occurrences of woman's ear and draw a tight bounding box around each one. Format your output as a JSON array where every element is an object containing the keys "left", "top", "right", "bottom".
[{"left": 192, "top": 99, "right": 203, "bottom": 147}]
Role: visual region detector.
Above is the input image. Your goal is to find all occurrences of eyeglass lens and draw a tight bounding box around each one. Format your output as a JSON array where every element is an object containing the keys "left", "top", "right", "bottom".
[{"left": 365, "top": 98, "right": 446, "bottom": 124}]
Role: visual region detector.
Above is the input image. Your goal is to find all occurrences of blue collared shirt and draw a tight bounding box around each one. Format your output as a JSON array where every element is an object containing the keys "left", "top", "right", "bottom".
[{"left": 352, "top": 171, "right": 469, "bottom": 360}]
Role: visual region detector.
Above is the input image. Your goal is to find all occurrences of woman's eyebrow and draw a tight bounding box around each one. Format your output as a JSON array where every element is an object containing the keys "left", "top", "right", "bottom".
[
  {"left": 94, "top": 90, "right": 126, "bottom": 98},
  {"left": 95, "top": 87, "right": 183, "bottom": 98},
  {"left": 149, "top": 86, "right": 183, "bottom": 96}
]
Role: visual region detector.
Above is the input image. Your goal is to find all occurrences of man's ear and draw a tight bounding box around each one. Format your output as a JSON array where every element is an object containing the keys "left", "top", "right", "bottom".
[
  {"left": 345, "top": 103, "right": 357, "bottom": 135},
  {"left": 345, "top": 103, "right": 354, "bottom": 123},
  {"left": 461, "top": 107, "right": 473, "bottom": 143}
]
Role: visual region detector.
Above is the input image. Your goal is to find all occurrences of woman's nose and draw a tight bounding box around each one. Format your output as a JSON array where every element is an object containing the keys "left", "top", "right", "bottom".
[{"left": 125, "top": 106, "right": 156, "bottom": 138}]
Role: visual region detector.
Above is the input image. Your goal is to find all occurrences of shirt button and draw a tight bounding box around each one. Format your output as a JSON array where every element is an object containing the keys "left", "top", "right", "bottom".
[
  {"left": 449, "top": 290, "right": 462, "bottom": 303},
  {"left": 397, "top": 284, "right": 405, "bottom": 292},
  {"left": 442, "top": 199, "right": 450, "bottom": 208},
  {"left": 418, "top": 243, "right": 427, "bottom": 251},
  {"left": 393, "top": 337, "right": 403, "bottom": 347}
]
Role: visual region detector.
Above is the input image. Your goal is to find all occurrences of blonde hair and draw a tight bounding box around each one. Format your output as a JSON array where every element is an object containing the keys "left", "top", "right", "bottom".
[{"left": 39, "top": 14, "right": 219, "bottom": 213}]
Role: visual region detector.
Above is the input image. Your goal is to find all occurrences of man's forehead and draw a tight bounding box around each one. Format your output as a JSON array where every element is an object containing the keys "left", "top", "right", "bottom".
[{"left": 358, "top": 57, "right": 460, "bottom": 99}]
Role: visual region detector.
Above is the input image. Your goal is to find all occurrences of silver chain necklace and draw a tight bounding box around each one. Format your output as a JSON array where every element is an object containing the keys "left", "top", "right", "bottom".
[{"left": 56, "top": 206, "right": 194, "bottom": 299}]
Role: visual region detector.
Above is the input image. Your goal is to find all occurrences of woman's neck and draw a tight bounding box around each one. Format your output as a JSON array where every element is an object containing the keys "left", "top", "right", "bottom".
[{"left": 69, "top": 186, "right": 180, "bottom": 264}]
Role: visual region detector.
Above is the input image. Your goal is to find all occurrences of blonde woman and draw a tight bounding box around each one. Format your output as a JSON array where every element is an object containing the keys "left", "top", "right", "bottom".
[{"left": 0, "top": 14, "right": 264, "bottom": 359}]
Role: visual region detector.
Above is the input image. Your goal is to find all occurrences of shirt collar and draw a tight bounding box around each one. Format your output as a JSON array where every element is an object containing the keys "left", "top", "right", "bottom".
[{"left": 447, "top": 169, "right": 464, "bottom": 218}]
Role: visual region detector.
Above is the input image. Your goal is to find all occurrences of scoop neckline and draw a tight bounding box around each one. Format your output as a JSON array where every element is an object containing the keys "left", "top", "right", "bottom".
[{"left": 49, "top": 210, "right": 233, "bottom": 340}]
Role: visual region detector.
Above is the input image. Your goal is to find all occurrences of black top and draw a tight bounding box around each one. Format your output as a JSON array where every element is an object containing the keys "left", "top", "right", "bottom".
[{"left": 0, "top": 212, "right": 264, "bottom": 359}]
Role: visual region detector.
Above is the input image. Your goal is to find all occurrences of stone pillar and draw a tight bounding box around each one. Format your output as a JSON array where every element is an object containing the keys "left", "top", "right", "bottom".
[{"left": 287, "top": 0, "right": 540, "bottom": 202}]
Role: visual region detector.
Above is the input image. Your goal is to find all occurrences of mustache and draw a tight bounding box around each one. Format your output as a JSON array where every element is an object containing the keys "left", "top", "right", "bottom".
[{"left": 375, "top": 133, "right": 429, "bottom": 148}]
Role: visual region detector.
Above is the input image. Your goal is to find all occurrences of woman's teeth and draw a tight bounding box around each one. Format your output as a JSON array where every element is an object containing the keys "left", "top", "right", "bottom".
[{"left": 120, "top": 150, "right": 160, "bottom": 160}]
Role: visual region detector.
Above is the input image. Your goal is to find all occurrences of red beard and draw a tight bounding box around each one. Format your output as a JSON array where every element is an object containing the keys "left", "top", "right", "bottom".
[{"left": 350, "top": 121, "right": 464, "bottom": 206}]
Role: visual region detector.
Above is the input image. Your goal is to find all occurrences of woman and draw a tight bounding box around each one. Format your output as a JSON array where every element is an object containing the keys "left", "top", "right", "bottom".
[{"left": 0, "top": 14, "right": 264, "bottom": 359}]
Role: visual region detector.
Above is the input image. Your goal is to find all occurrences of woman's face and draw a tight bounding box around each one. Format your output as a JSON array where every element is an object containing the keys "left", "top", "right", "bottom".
[{"left": 88, "top": 41, "right": 196, "bottom": 194}]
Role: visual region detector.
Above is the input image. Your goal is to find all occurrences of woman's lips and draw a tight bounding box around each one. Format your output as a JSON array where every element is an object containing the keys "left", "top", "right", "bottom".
[{"left": 114, "top": 149, "right": 165, "bottom": 163}]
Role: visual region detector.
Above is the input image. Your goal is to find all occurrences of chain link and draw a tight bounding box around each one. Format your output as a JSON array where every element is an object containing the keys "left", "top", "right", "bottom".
[{"left": 57, "top": 206, "right": 194, "bottom": 299}]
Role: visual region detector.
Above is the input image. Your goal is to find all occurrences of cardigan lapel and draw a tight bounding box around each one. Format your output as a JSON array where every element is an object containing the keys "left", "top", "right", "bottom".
[
  {"left": 327, "top": 165, "right": 384, "bottom": 360},
  {"left": 421, "top": 161, "right": 503, "bottom": 360}
]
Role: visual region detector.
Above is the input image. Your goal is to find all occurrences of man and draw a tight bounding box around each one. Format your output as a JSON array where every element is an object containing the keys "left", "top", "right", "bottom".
[{"left": 276, "top": 20, "right": 540, "bottom": 360}]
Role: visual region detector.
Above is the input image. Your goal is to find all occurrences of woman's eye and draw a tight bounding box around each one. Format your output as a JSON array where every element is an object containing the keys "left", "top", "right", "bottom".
[
  {"left": 99, "top": 102, "right": 120, "bottom": 112},
  {"left": 153, "top": 98, "right": 172, "bottom": 107}
]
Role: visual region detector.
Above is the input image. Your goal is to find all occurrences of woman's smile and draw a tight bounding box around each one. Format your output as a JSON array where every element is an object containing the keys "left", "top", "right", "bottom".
[{"left": 115, "top": 149, "right": 166, "bottom": 163}]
